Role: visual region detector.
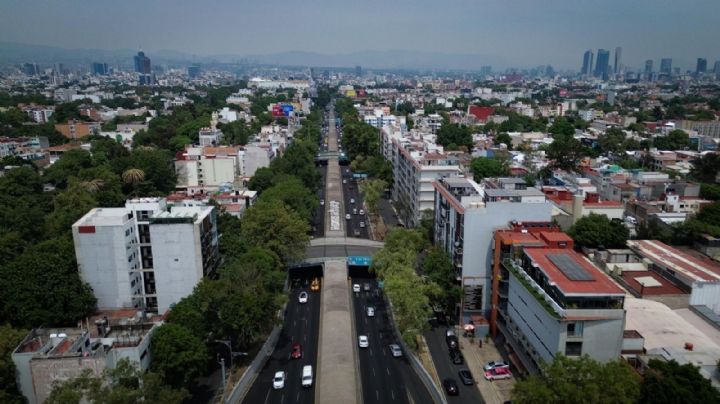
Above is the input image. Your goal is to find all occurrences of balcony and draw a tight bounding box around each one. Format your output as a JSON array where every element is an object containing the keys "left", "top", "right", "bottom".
[{"left": 504, "top": 259, "right": 563, "bottom": 319}]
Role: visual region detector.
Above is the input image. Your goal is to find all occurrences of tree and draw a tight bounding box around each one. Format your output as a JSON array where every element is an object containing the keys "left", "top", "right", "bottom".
[
  {"left": 436, "top": 123, "right": 472, "bottom": 149},
  {"left": 494, "top": 132, "right": 512, "bottom": 149},
  {"left": 44, "top": 183, "right": 98, "bottom": 237},
  {"left": 690, "top": 153, "right": 720, "bottom": 183},
  {"left": 0, "top": 236, "right": 96, "bottom": 327},
  {"left": 151, "top": 323, "right": 208, "bottom": 389},
  {"left": 359, "top": 179, "right": 387, "bottom": 215},
  {"left": 0, "top": 325, "right": 26, "bottom": 404},
  {"left": 653, "top": 130, "right": 691, "bottom": 151},
  {"left": 549, "top": 117, "right": 576, "bottom": 137},
  {"left": 247, "top": 167, "right": 275, "bottom": 193},
  {"left": 547, "top": 133, "right": 586, "bottom": 172},
  {"left": 512, "top": 355, "right": 640, "bottom": 404},
  {"left": 597, "top": 128, "right": 627, "bottom": 155},
  {"left": 470, "top": 157, "right": 509, "bottom": 181},
  {"left": 46, "top": 358, "right": 187, "bottom": 404},
  {"left": 568, "top": 213, "right": 629, "bottom": 249},
  {"left": 639, "top": 359, "right": 720, "bottom": 404},
  {"left": 259, "top": 176, "right": 317, "bottom": 221},
  {"left": 240, "top": 199, "right": 310, "bottom": 265},
  {"left": 422, "top": 247, "right": 461, "bottom": 310}
]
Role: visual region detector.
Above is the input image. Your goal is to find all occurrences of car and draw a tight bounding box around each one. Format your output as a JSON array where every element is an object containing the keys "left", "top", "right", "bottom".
[
  {"left": 273, "top": 371, "right": 286, "bottom": 389},
  {"left": 445, "top": 329, "right": 456, "bottom": 338},
  {"left": 358, "top": 335, "right": 369, "bottom": 348},
  {"left": 345, "top": 214, "right": 351, "bottom": 220},
  {"left": 359, "top": 221, "right": 365, "bottom": 228},
  {"left": 367, "top": 307, "right": 375, "bottom": 317},
  {"left": 311, "top": 278, "right": 320, "bottom": 292},
  {"left": 301, "top": 365, "right": 313, "bottom": 387},
  {"left": 359, "top": 209, "right": 365, "bottom": 215},
  {"left": 353, "top": 229, "right": 361, "bottom": 236},
  {"left": 484, "top": 367, "right": 512, "bottom": 381},
  {"left": 352, "top": 284, "right": 361, "bottom": 293},
  {"left": 449, "top": 349, "right": 464, "bottom": 365},
  {"left": 363, "top": 283, "right": 371, "bottom": 291},
  {"left": 483, "top": 360, "right": 510, "bottom": 371},
  {"left": 389, "top": 344, "right": 403, "bottom": 357},
  {"left": 298, "top": 291, "right": 308, "bottom": 304},
  {"left": 350, "top": 198, "right": 355, "bottom": 204},
  {"left": 290, "top": 343, "right": 303, "bottom": 359},
  {"left": 353, "top": 208, "right": 358, "bottom": 215},
  {"left": 320, "top": 199, "right": 325, "bottom": 206},
  {"left": 446, "top": 335, "right": 459, "bottom": 349},
  {"left": 343, "top": 179, "right": 347, "bottom": 184},
  {"left": 458, "top": 369, "right": 474, "bottom": 385},
  {"left": 443, "top": 378, "right": 459, "bottom": 396}
]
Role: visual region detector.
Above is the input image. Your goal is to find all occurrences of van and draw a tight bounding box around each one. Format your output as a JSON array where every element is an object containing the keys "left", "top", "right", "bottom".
[{"left": 302, "top": 365, "right": 313, "bottom": 387}]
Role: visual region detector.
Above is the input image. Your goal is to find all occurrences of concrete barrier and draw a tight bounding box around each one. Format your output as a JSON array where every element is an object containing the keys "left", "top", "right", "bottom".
[{"left": 225, "top": 325, "right": 282, "bottom": 404}]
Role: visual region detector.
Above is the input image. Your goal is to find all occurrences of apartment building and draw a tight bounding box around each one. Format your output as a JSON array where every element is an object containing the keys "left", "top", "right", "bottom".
[
  {"left": 386, "top": 132, "right": 461, "bottom": 227},
  {"left": 54, "top": 119, "right": 101, "bottom": 140},
  {"left": 433, "top": 177, "right": 552, "bottom": 320},
  {"left": 21, "top": 105, "right": 55, "bottom": 123},
  {"left": 12, "top": 312, "right": 160, "bottom": 404},
  {"left": 72, "top": 198, "right": 218, "bottom": 313},
  {"left": 175, "top": 146, "right": 239, "bottom": 190},
  {"left": 491, "top": 224, "right": 626, "bottom": 373}
]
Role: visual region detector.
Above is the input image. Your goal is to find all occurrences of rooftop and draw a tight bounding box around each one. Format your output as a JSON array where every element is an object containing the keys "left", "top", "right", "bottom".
[
  {"left": 524, "top": 248, "right": 625, "bottom": 296},
  {"left": 73, "top": 208, "right": 131, "bottom": 227},
  {"left": 627, "top": 240, "right": 720, "bottom": 282}
]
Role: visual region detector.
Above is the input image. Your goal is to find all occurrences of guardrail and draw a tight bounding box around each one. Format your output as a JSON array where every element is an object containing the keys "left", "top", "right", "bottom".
[{"left": 382, "top": 293, "right": 447, "bottom": 404}]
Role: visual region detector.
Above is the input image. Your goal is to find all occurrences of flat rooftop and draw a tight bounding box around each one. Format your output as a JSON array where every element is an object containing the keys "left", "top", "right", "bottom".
[
  {"left": 627, "top": 240, "right": 720, "bottom": 282},
  {"left": 620, "top": 270, "right": 686, "bottom": 296},
  {"left": 74, "top": 208, "right": 131, "bottom": 227},
  {"left": 525, "top": 248, "right": 625, "bottom": 296},
  {"left": 484, "top": 187, "right": 545, "bottom": 198}
]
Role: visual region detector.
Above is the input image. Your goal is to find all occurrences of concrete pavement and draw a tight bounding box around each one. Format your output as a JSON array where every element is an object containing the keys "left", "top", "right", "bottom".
[
  {"left": 316, "top": 260, "right": 357, "bottom": 404},
  {"left": 457, "top": 336, "right": 514, "bottom": 404}
]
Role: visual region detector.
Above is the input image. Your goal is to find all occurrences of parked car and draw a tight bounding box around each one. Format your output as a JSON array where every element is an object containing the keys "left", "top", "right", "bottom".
[
  {"left": 363, "top": 283, "right": 371, "bottom": 291},
  {"left": 345, "top": 214, "right": 351, "bottom": 220},
  {"left": 350, "top": 198, "right": 355, "bottom": 204},
  {"left": 458, "top": 369, "right": 474, "bottom": 385},
  {"left": 359, "top": 221, "right": 365, "bottom": 228},
  {"left": 484, "top": 367, "right": 512, "bottom": 381},
  {"left": 359, "top": 209, "right": 365, "bottom": 215},
  {"left": 443, "top": 378, "right": 459, "bottom": 396},
  {"left": 290, "top": 343, "right": 303, "bottom": 359},
  {"left": 449, "top": 349, "right": 464, "bottom": 365},
  {"left": 389, "top": 344, "right": 402, "bottom": 357},
  {"left": 358, "top": 335, "right": 369, "bottom": 348},
  {"left": 483, "top": 360, "right": 510, "bottom": 371},
  {"left": 320, "top": 199, "right": 324, "bottom": 206},
  {"left": 367, "top": 307, "right": 375, "bottom": 317},
  {"left": 273, "top": 371, "right": 286, "bottom": 389},
  {"left": 298, "top": 291, "right": 308, "bottom": 304},
  {"left": 352, "top": 284, "right": 361, "bottom": 293},
  {"left": 446, "top": 334, "right": 459, "bottom": 349}
]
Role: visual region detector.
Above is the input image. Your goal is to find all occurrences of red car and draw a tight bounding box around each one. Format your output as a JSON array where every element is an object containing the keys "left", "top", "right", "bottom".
[{"left": 290, "top": 343, "right": 302, "bottom": 359}]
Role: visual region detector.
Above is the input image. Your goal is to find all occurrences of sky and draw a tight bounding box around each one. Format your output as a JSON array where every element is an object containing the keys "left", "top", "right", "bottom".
[{"left": 1, "top": 0, "right": 718, "bottom": 70}]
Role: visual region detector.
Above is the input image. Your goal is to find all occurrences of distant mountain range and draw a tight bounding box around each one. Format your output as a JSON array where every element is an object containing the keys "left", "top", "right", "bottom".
[{"left": 0, "top": 41, "right": 504, "bottom": 71}]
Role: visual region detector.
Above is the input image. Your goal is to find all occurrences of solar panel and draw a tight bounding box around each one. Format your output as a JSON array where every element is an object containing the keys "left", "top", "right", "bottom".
[{"left": 547, "top": 253, "right": 594, "bottom": 281}]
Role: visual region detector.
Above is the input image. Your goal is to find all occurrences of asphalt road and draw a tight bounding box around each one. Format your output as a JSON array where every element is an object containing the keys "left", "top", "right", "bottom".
[
  {"left": 342, "top": 168, "right": 370, "bottom": 239},
  {"left": 242, "top": 270, "right": 322, "bottom": 404},
  {"left": 424, "top": 324, "right": 485, "bottom": 403},
  {"left": 350, "top": 272, "right": 434, "bottom": 404}
]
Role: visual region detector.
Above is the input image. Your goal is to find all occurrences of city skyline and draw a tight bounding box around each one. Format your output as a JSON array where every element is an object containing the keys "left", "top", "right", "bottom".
[{"left": 1, "top": 0, "right": 719, "bottom": 70}]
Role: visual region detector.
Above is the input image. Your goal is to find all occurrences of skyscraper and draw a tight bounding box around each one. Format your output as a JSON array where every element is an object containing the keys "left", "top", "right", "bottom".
[
  {"left": 660, "top": 58, "right": 672, "bottom": 75},
  {"left": 91, "top": 62, "right": 108, "bottom": 75},
  {"left": 594, "top": 49, "right": 610, "bottom": 80},
  {"left": 714, "top": 60, "right": 720, "bottom": 78},
  {"left": 614, "top": 46, "right": 622, "bottom": 75},
  {"left": 134, "top": 51, "right": 152, "bottom": 85},
  {"left": 581, "top": 50, "right": 594, "bottom": 75},
  {"left": 355, "top": 65, "right": 362, "bottom": 77},
  {"left": 696, "top": 58, "right": 707, "bottom": 74},
  {"left": 21, "top": 63, "right": 39, "bottom": 76},
  {"left": 188, "top": 64, "right": 201, "bottom": 78},
  {"left": 645, "top": 60, "right": 653, "bottom": 74}
]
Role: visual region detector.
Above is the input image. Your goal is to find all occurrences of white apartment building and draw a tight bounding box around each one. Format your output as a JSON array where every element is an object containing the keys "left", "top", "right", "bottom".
[
  {"left": 386, "top": 133, "right": 461, "bottom": 227},
  {"left": 363, "top": 110, "right": 397, "bottom": 128},
  {"left": 23, "top": 107, "right": 54, "bottom": 123},
  {"left": 175, "top": 146, "right": 239, "bottom": 190},
  {"left": 239, "top": 143, "right": 274, "bottom": 177},
  {"left": 72, "top": 198, "right": 218, "bottom": 313},
  {"left": 433, "top": 177, "right": 552, "bottom": 319}
]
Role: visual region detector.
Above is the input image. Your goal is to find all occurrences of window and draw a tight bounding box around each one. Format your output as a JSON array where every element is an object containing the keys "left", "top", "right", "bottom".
[
  {"left": 567, "top": 322, "right": 583, "bottom": 337},
  {"left": 565, "top": 341, "right": 582, "bottom": 356}
]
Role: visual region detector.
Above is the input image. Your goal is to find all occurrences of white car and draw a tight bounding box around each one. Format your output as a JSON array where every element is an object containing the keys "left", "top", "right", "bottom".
[
  {"left": 359, "top": 209, "right": 365, "bottom": 215},
  {"left": 345, "top": 214, "right": 351, "bottom": 220},
  {"left": 350, "top": 198, "right": 355, "bottom": 204},
  {"left": 352, "top": 284, "right": 361, "bottom": 293},
  {"left": 298, "top": 291, "right": 308, "bottom": 304},
  {"left": 358, "top": 335, "right": 369, "bottom": 348},
  {"left": 343, "top": 179, "right": 347, "bottom": 184},
  {"left": 273, "top": 371, "right": 286, "bottom": 389},
  {"left": 367, "top": 307, "right": 375, "bottom": 317},
  {"left": 320, "top": 199, "right": 325, "bottom": 206},
  {"left": 389, "top": 344, "right": 402, "bottom": 357}
]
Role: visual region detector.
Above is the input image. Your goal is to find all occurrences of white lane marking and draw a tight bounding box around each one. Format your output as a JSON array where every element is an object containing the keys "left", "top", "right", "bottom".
[
  {"left": 264, "top": 388, "right": 271, "bottom": 404},
  {"left": 280, "top": 393, "right": 284, "bottom": 404},
  {"left": 372, "top": 368, "right": 376, "bottom": 377},
  {"left": 376, "top": 390, "right": 380, "bottom": 401},
  {"left": 392, "top": 390, "right": 396, "bottom": 400},
  {"left": 369, "top": 348, "right": 373, "bottom": 356},
  {"left": 294, "top": 320, "right": 296, "bottom": 327},
  {"left": 386, "top": 367, "right": 390, "bottom": 376},
  {"left": 296, "top": 392, "right": 300, "bottom": 402}
]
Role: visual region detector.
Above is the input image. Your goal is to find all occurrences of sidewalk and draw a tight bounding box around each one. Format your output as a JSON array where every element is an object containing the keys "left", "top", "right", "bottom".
[{"left": 458, "top": 336, "right": 514, "bottom": 404}]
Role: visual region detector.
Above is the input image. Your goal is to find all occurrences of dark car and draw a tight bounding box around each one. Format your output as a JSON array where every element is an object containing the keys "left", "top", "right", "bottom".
[
  {"left": 449, "top": 349, "right": 464, "bottom": 365},
  {"left": 458, "top": 369, "right": 474, "bottom": 385},
  {"left": 443, "top": 378, "right": 459, "bottom": 396},
  {"left": 446, "top": 335, "right": 459, "bottom": 350},
  {"left": 290, "top": 343, "right": 302, "bottom": 359}
]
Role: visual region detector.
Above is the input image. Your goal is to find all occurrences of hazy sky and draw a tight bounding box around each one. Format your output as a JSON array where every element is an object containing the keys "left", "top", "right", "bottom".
[{"left": 1, "top": 0, "right": 718, "bottom": 69}]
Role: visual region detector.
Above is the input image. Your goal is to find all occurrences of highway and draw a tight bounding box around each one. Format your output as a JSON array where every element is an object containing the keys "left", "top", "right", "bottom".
[
  {"left": 242, "top": 268, "right": 322, "bottom": 404},
  {"left": 350, "top": 270, "right": 434, "bottom": 404},
  {"left": 313, "top": 165, "right": 326, "bottom": 238},
  {"left": 342, "top": 168, "right": 370, "bottom": 239}
]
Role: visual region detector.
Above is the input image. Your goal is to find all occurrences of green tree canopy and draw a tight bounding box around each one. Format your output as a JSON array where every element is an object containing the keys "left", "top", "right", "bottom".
[
  {"left": 150, "top": 323, "right": 208, "bottom": 389},
  {"left": 470, "top": 157, "right": 510, "bottom": 181},
  {"left": 653, "top": 130, "right": 691, "bottom": 151},
  {"left": 240, "top": 199, "right": 310, "bottom": 265},
  {"left": 690, "top": 153, "right": 720, "bottom": 183},
  {"left": 436, "top": 123, "right": 472, "bottom": 150},
  {"left": 0, "top": 324, "right": 27, "bottom": 404},
  {"left": 568, "top": 213, "right": 629, "bottom": 249},
  {"left": 639, "top": 359, "right": 720, "bottom": 404},
  {"left": 512, "top": 355, "right": 640, "bottom": 404}
]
